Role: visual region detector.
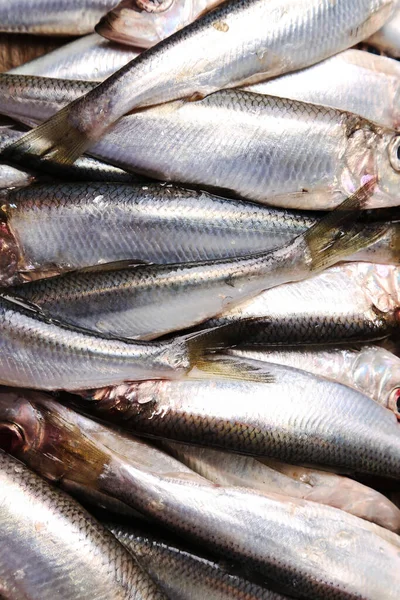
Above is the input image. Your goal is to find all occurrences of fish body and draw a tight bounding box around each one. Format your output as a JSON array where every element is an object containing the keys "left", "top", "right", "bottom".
[
  {"left": 366, "top": 0, "right": 400, "bottom": 56},
  {"left": 6, "top": 0, "right": 395, "bottom": 165},
  {"left": 0, "top": 450, "right": 163, "bottom": 600},
  {"left": 0, "top": 0, "right": 119, "bottom": 35},
  {"left": 229, "top": 345, "right": 400, "bottom": 414},
  {"left": 81, "top": 355, "right": 400, "bottom": 478},
  {"left": 201, "top": 262, "right": 400, "bottom": 345},
  {"left": 9, "top": 33, "right": 140, "bottom": 81}
]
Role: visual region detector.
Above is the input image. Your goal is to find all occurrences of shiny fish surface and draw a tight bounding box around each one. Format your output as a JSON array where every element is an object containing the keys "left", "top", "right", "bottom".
[
  {"left": 3, "top": 75, "right": 400, "bottom": 210},
  {"left": 7, "top": 185, "right": 385, "bottom": 339},
  {"left": 230, "top": 345, "right": 400, "bottom": 414},
  {"left": 0, "top": 296, "right": 206, "bottom": 390},
  {"left": 163, "top": 441, "right": 400, "bottom": 531},
  {"left": 10, "top": 33, "right": 140, "bottom": 81},
  {"left": 201, "top": 262, "right": 400, "bottom": 345},
  {"left": 366, "top": 0, "right": 400, "bottom": 56},
  {"left": 111, "top": 523, "right": 289, "bottom": 600},
  {"left": 0, "top": 451, "right": 163, "bottom": 600},
  {"left": 97, "top": 0, "right": 223, "bottom": 48},
  {"left": 6, "top": 0, "right": 394, "bottom": 166},
  {"left": 81, "top": 356, "right": 400, "bottom": 478},
  {"left": 0, "top": 0, "right": 118, "bottom": 35},
  {"left": 246, "top": 49, "right": 400, "bottom": 130}
]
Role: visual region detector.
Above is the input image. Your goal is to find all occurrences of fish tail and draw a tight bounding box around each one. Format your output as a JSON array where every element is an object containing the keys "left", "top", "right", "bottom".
[
  {"left": 1, "top": 101, "right": 89, "bottom": 167},
  {"left": 304, "top": 177, "right": 387, "bottom": 272}
]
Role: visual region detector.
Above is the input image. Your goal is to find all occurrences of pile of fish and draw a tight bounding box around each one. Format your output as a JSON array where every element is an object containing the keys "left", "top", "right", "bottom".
[{"left": 0, "top": 1, "right": 399, "bottom": 599}]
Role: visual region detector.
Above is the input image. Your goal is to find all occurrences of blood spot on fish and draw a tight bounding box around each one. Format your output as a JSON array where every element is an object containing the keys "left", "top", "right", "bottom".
[{"left": 213, "top": 21, "right": 229, "bottom": 32}]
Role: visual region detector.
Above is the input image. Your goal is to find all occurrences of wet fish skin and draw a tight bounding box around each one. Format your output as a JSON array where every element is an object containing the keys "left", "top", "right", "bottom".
[
  {"left": 0, "top": 450, "right": 164, "bottom": 600},
  {"left": 96, "top": 0, "right": 224, "bottom": 48},
  {"left": 110, "top": 523, "right": 289, "bottom": 600},
  {"left": 366, "top": 0, "right": 400, "bottom": 56},
  {"left": 163, "top": 441, "right": 400, "bottom": 532},
  {"left": 6, "top": 0, "right": 395, "bottom": 165},
  {"left": 10, "top": 33, "right": 140, "bottom": 81},
  {"left": 0, "top": 0, "right": 119, "bottom": 35},
  {"left": 246, "top": 49, "right": 400, "bottom": 131},
  {"left": 200, "top": 262, "right": 400, "bottom": 345},
  {"left": 80, "top": 355, "right": 400, "bottom": 479}
]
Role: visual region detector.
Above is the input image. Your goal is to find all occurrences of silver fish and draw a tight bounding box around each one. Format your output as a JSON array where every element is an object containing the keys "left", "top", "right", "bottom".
[
  {"left": 4, "top": 0, "right": 394, "bottom": 165},
  {"left": 81, "top": 354, "right": 400, "bottom": 478},
  {"left": 96, "top": 0, "right": 224, "bottom": 48},
  {"left": 246, "top": 49, "right": 400, "bottom": 131},
  {"left": 1, "top": 392, "right": 399, "bottom": 600},
  {"left": 366, "top": 0, "right": 400, "bottom": 57},
  {"left": 0, "top": 0, "right": 119, "bottom": 35},
  {"left": 161, "top": 441, "right": 400, "bottom": 532},
  {"left": 9, "top": 33, "right": 140, "bottom": 81},
  {"left": 201, "top": 262, "right": 400, "bottom": 345},
  {"left": 0, "top": 450, "right": 165, "bottom": 600},
  {"left": 7, "top": 182, "right": 386, "bottom": 339},
  {"left": 229, "top": 345, "right": 400, "bottom": 415}
]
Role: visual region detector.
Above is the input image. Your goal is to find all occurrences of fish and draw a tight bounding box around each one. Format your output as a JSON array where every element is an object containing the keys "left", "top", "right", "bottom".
[
  {"left": 0, "top": 0, "right": 120, "bottom": 36},
  {"left": 0, "top": 450, "right": 166, "bottom": 600},
  {"left": 0, "top": 294, "right": 224, "bottom": 390},
  {"left": 199, "top": 262, "right": 400, "bottom": 345},
  {"left": 80, "top": 353, "right": 400, "bottom": 478},
  {"left": 96, "top": 0, "right": 224, "bottom": 48},
  {"left": 3, "top": 0, "right": 394, "bottom": 166},
  {"left": 9, "top": 33, "right": 140, "bottom": 81},
  {"left": 110, "top": 522, "right": 290, "bottom": 600},
  {"left": 1, "top": 180, "right": 398, "bottom": 287},
  {"left": 3, "top": 75, "right": 400, "bottom": 210},
  {"left": 6, "top": 181, "right": 388, "bottom": 340},
  {"left": 228, "top": 344, "right": 400, "bottom": 416},
  {"left": 162, "top": 441, "right": 400, "bottom": 531},
  {"left": 365, "top": 0, "right": 400, "bottom": 57},
  {"left": 246, "top": 49, "right": 400, "bottom": 131},
  {"left": 1, "top": 390, "right": 399, "bottom": 600}
]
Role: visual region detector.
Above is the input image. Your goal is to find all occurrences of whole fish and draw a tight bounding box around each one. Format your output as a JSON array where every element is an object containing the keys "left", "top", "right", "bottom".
[
  {"left": 7, "top": 182, "right": 386, "bottom": 339},
  {"left": 200, "top": 262, "right": 400, "bottom": 345},
  {"left": 110, "top": 523, "right": 289, "bottom": 600},
  {"left": 365, "top": 0, "right": 400, "bottom": 56},
  {"left": 246, "top": 49, "right": 400, "bottom": 131},
  {"left": 2, "top": 389, "right": 399, "bottom": 600},
  {"left": 9, "top": 33, "right": 140, "bottom": 81},
  {"left": 0, "top": 450, "right": 165, "bottom": 600},
  {"left": 163, "top": 441, "right": 400, "bottom": 531},
  {"left": 96, "top": 0, "right": 224, "bottom": 48},
  {"left": 80, "top": 354, "right": 400, "bottom": 479},
  {"left": 229, "top": 345, "right": 400, "bottom": 415},
  {"left": 0, "top": 0, "right": 119, "bottom": 35},
  {"left": 4, "top": 0, "right": 394, "bottom": 166},
  {"left": 0, "top": 295, "right": 218, "bottom": 390},
  {"left": 3, "top": 75, "right": 400, "bottom": 210}
]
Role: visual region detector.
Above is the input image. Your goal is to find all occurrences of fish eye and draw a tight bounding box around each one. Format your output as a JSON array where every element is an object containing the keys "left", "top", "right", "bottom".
[
  {"left": 388, "top": 136, "right": 400, "bottom": 172},
  {"left": 388, "top": 387, "right": 400, "bottom": 419},
  {"left": 136, "top": 0, "right": 174, "bottom": 13},
  {"left": 0, "top": 422, "right": 25, "bottom": 454}
]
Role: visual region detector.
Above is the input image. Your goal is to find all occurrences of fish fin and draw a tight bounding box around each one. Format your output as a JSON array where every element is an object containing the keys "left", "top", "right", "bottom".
[
  {"left": 79, "top": 259, "right": 151, "bottom": 273},
  {"left": 1, "top": 101, "right": 89, "bottom": 167},
  {"left": 190, "top": 354, "right": 275, "bottom": 383},
  {"left": 303, "top": 178, "right": 387, "bottom": 271}
]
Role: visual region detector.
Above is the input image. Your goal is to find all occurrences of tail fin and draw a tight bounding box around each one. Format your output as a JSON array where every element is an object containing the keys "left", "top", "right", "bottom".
[
  {"left": 1, "top": 100, "right": 89, "bottom": 167},
  {"left": 304, "top": 178, "right": 388, "bottom": 272}
]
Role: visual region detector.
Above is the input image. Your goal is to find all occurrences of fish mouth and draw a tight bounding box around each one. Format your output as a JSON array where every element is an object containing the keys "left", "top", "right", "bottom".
[{"left": 0, "top": 421, "right": 26, "bottom": 454}]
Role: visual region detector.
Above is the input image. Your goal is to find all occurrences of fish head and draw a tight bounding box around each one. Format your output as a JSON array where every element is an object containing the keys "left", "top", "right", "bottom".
[
  {"left": 373, "top": 130, "right": 400, "bottom": 206},
  {"left": 0, "top": 388, "right": 42, "bottom": 455}
]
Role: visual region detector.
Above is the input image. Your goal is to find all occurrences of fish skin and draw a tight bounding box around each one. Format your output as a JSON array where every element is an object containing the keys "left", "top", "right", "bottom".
[
  {"left": 4, "top": 0, "right": 394, "bottom": 165},
  {"left": 110, "top": 523, "right": 290, "bottom": 600},
  {"left": 9, "top": 33, "right": 140, "bottom": 81},
  {"left": 246, "top": 49, "right": 400, "bottom": 131},
  {"left": 80, "top": 355, "right": 400, "bottom": 479},
  {"left": 162, "top": 441, "right": 400, "bottom": 532},
  {"left": 0, "top": 0, "right": 119, "bottom": 35},
  {"left": 366, "top": 0, "right": 400, "bottom": 56},
  {"left": 2, "top": 74, "right": 400, "bottom": 210},
  {"left": 229, "top": 345, "right": 400, "bottom": 414},
  {"left": 199, "top": 262, "right": 400, "bottom": 345},
  {"left": 96, "top": 0, "right": 224, "bottom": 48},
  {"left": 0, "top": 450, "right": 165, "bottom": 600},
  {"left": 0, "top": 295, "right": 210, "bottom": 390}
]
